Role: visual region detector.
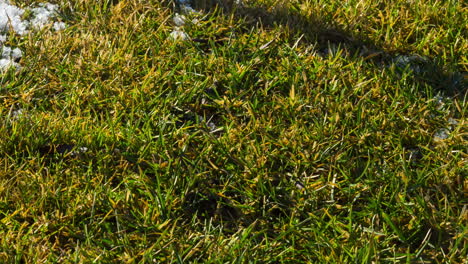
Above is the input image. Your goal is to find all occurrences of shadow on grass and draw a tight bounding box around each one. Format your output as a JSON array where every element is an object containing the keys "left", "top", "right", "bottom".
[
  {"left": 171, "top": 0, "right": 466, "bottom": 255},
  {"left": 182, "top": 0, "right": 466, "bottom": 98}
]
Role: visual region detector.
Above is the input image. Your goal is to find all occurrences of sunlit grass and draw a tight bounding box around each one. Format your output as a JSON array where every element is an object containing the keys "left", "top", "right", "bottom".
[{"left": 0, "top": 0, "right": 466, "bottom": 262}]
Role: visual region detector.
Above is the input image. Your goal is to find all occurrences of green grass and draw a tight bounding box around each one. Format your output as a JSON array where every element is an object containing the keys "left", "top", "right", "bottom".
[{"left": 0, "top": 0, "right": 466, "bottom": 262}]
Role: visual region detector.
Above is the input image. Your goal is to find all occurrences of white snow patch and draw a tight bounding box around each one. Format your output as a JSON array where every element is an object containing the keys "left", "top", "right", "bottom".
[
  {"left": 0, "top": 58, "right": 19, "bottom": 71},
  {"left": 169, "top": 28, "right": 188, "bottom": 41},
  {"left": 173, "top": 13, "right": 187, "bottom": 27},
  {"left": 0, "top": 45, "right": 22, "bottom": 71},
  {"left": 0, "top": 0, "right": 28, "bottom": 35},
  {"left": 53, "top": 21, "right": 66, "bottom": 31},
  {"left": 0, "top": 1, "right": 65, "bottom": 35},
  {"left": 0, "top": 0, "right": 65, "bottom": 71},
  {"left": 30, "top": 2, "right": 60, "bottom": 30},
  {"left": 1, "top": 46, "right": 22, "bottom": 59}
]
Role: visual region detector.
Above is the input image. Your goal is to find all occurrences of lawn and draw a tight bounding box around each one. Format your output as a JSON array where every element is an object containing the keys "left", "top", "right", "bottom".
[{"left": 0, "top": 0, "right": 466, "bottom": 263}]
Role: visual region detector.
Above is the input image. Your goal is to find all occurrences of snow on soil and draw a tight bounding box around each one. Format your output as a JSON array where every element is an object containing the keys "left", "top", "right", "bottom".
[{"left": 0, "top": 0, "right": 65, "bottom": 71}]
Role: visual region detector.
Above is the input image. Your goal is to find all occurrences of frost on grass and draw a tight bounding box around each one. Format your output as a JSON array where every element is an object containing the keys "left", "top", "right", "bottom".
[{"left": 0, "top": 0, "right": 66, "bottom": 71}]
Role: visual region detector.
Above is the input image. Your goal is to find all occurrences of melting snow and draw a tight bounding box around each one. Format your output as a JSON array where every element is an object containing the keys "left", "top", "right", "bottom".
[
  {"left": 0, "top": 0, "right": 27, "bottom": 35},
  {"left": 1, "top": 45, "right": 22, "bottom": 59},
  {"left": 30, "top": 3, "right": 65, "bottom": 31},
  {"left": 173, "top": 13, "right": 187, "bottom": 27},
  {"left": 0, "top": 45, "right": 22, "bottom": 70},
  {"left": 169, "top": 28, "right": 189, "bottom": 41},
  {"left": 434, "top": 128, "right": 450, "bottom": 141},
  {"left": 0, "top": 0, "right": 65, "bottom": 71}
]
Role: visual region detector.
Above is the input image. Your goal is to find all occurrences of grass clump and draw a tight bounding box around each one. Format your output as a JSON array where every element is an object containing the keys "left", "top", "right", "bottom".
[{"left": 0, "top": 0, "right": 466, "bottom": 262}]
